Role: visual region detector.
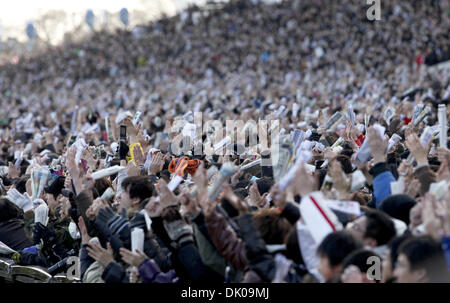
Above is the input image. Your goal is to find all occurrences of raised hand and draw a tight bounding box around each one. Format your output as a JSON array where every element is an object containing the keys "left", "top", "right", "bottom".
[
  {"left": 7, "top": 162, "right": 20, "bottom": 178},
  {"left": 269, "top": 185, "right": 287, "bottom": 209},
  {"left": 132, "top": 144, "right": 146, "bottom": 166},
  {"left": 119, "top": 248, "right": 148, "bottom": 267},
  {"left": 436, "top": 158, "right": 450, "bottom": 182},
  {"left": 397, "top": 159, "right": 414, "bottom": 180},
  {"left": 222, "top": 183, "right": 249, "bottom": 214},
  {"left": 328, "top": 160, "right": 350, "bottom": 197},
  {"left": 249, "top": 181, "right": 261, "bottom": 208},
  {"left": 84, "top": 147, "right": 98, "bottom": 171},
  {"left": 437, "top": 147, "right": 450, "bottom": 165},
  {"left": 87, "top": 242, "right": 114, "bottom": 268},
  {"left": 156, "top": 179, "right": 178, "bottom": 209},
  {"left": 405, "top": 133, "right": 430, "bottom": 165},
  {"left": 422, "top": 193, "right": 443, "bottom": 241},
  {"left": 289, "top": 162, "right": 318, "bottom": 197},
  {"left": 230, "top": 167, "right": 243, "bottom": 186},
  {"left": 368, "top": 126, "right": 388, "bottom": 164},
  {"left": 179, "top": 192, "right": 201, "bottom": 217},
  {"left": 77, "top": 216, "right": 91, "bottom": 245},
  {"left": 192, "top": 162, "right": 208, "bottom": 201},
  {"left": 145, "top": 197, "right": 163, "bottom": 218},
  {"left": 404, "top": 178, "right": 420, "bottom": 198},
  {"left": 148, "top": 152, "right": 165, "bottom": 175},
  {"left": 126, "top": 161, "right": 140, "bottom": 177}
]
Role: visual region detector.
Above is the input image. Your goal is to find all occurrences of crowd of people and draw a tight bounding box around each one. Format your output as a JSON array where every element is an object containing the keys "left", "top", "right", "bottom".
[{"left": 0, "top": 0, "right": 450, "bottom": 283}]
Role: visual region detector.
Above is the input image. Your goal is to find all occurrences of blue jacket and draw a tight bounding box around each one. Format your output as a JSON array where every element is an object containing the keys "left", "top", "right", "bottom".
[
  {"left": 442, "top": 236, "right": 450, "bottom": 271},
  {"left": 370, "top": 162, "right": 395, "bottom": 208}
]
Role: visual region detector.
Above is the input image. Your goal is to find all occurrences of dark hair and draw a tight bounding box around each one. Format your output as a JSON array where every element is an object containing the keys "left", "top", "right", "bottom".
[
  {"left": 317, "top": 168, "right": 327, "bottom": 189},
  {"left": 342, "top": 249, "right": 381, "bottom": 274},
  {"left": 398, "top": 235, "right": 450, "bottom": 283},
  {"left": 0, "top": 197, "right": 21, "bottom": 222},
  {"left": 387, "top": 234, "right": 412, "bottom": 272},
  {"left": 93, "top": 177, "right": 112, "bottom": 198},
  {"left": 234, "top": 180, "right": 250, "bottom": 189},
  {"left": 232, "top": 188, "right": 248, "bottom": 200},
  {"left": 284, "top": 226, "right": 305, "bottom": 266},
  {"left": 364, "top": 209, "right": 396, "bottom": 246},
  {"left": 379, "top": 194, "right": 416, "bottom": 225},
  {"left": 340, "top": 146, "right": 354, "bottom": 158},
  {"left": 317, "top": 231, "right": 363, "bottom": 267},
  {"left": 335, "top": 154, "right": 354, "bottom": 174},
  {"left": 252, "top": 209, "right": 291, "bottom": 245},
  {"left": 220, "top": 198, "right": 240, "bottom": 218},
  {"left": 121, "top": 176, "right": 155, "bottom": 205},
  {"left": 44, "top": 176, "right": 66, "bottom": 199},
  {"left": 255, "top": 177, "right": 274, "bottom": 195},
  {"left": 13, "top": 176, "right": 29, "bottom": 194}
]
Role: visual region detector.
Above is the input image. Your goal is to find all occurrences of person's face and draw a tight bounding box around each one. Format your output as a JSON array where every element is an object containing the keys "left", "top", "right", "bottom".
[
  {"left": 394, "top": 254, "right": 426, "bottom": 283},
  {"left": 46, "top": 193, "right": 58, "bottom": 210},
  {"left": 117, "top": 186, "right": 139, "bottom": 212},
  {"left": 318, "top": 256, "right": 341, "bottom": 282},
  {"left": 347, "top": 216, "right": 367, "bottom": 242},
  {"left": 64, "top": 176, "right": 71, "bottom": 190},
  {"left": 382, "top": 249, "right": 393, "bottom": 283}
]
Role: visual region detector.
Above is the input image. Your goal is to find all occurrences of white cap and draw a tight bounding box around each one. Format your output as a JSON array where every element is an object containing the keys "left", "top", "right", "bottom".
[
  {"left": 392, "top": 218, "right": 408, "bottom": 236},
  {"left": 110, "top": 142, "right": 119, "bottom": 155}
]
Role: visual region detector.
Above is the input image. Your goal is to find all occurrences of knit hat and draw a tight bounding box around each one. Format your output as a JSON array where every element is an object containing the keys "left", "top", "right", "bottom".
[
  {"left": 379, "top": 194, "right": 416, "bottom": 225},
  {"left": 44, "top": 176, "right": 66, "bottom": 199}
]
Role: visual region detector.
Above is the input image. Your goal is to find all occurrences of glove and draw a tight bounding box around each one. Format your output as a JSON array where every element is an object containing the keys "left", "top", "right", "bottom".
[
  {"left": 109, "top": 234, "right": 125, "bottom": 255},
  {"left": 130, "top": 212, "right": 147, "bottom": 233},
  {"left": 163, "top": 220, "right": 193, "bottom": 245},
  {"left": 162, "top": 208, "right": 193, "bottom": 247},
  {"left": 33, "top": 222, "right": 56, "bottom": 246},
  {"left": 97, "top": 207, "right": 116, "bottom": 226},
  {"left": 95, "top": 207, "right": 116, "bottom": 240},
  {"left": 6, "top": 189, "right": 33, "bottom": 212}
]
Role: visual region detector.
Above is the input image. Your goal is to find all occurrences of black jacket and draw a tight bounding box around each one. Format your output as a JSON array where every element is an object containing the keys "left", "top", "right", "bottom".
[
  {"left": 151, "top": 216, "right": 223, "bottom": 283},
  {"left": 0, "top": 218, "right": 33, "bottom": 251}
]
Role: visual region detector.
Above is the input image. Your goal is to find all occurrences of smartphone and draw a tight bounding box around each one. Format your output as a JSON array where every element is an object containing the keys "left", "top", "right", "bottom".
[{"left": 119, "top": 125, "right": 127, "bottom": 140}]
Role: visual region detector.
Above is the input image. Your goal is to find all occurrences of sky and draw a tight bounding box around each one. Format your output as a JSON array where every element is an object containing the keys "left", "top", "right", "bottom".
[{"left": 0, "top": 0, "right": 210, "bottom": 42}]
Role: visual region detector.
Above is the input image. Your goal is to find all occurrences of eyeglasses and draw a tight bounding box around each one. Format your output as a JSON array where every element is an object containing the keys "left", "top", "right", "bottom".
[{"left": 349, "top": 222, "right": 364, "bottom": 233}]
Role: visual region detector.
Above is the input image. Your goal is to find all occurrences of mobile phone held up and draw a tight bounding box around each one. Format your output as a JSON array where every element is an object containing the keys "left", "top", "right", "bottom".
[
  {"left": 119, "top": 125, "right": 128, "bottom": 160},
  {"left": 119, "top": 125, "right": 127, "bottom": 141}
]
